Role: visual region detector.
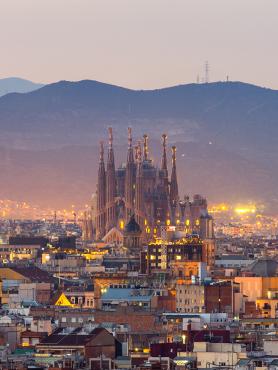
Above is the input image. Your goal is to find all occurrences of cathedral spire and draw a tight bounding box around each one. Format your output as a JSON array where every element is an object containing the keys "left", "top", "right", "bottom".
[
  {"left": 143, "top": 134, "right": 148, "bottom": 161},
  {"left": 137, "top": 140, "right": 142, "bottom": 163},
  {"left": 128, "top": 127, "right": 132, "bottom": 148},
  {"left": 99, "top": 140, "right": 104, "bottom": 162},
  {"left": 160, "top": 134, "right": 169, "bottom": 220},
  {"left": 125, "top": 127, "right": 136, "bottom": 221},
  {"left": 108, "top": 127, "right": 114, "bottom": 161},
  {"left": 161, "top": 134, "right": 168, "bottom": 171},
  {"left": 134, "top": 144, "right": 138, "bottom": 162},
  {"left": 96, "top": 140, "right": 106, "bottom": 239},
  {"left": 106, "top": 127, "right": 117, "bottom": 232},
  {"left": 169, "top": 145, "right": 179, "bottom": 205},
  {"left": 135, "top": 140, "right": 144, "bottom": 229},
  {"left": 127, "top": 127, "right": 134, "bottom": 163}
]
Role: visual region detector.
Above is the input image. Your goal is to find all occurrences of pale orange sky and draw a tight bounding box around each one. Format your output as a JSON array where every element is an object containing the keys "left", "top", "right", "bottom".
[{"left": 0, "top": 0, "right": 277, "bottom": 89}]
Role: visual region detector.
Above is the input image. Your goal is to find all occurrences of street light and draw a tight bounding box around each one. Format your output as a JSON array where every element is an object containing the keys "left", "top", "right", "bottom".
[{"left": 182, "top": 333, "right": 187, "bottom": 345}]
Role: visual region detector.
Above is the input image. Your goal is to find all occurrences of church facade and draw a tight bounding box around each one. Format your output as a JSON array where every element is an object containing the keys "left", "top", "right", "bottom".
[{"left": 95, "top": 127, "right": 214, "bottom": 247}]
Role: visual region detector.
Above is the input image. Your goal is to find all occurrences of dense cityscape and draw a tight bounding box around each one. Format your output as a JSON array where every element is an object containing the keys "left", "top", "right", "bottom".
[
  {"left": 1, "top": 0, "right": 278, "bottom": 368},
  {"left": 0, "top": 128, "right": 277, "bottom": 369}
]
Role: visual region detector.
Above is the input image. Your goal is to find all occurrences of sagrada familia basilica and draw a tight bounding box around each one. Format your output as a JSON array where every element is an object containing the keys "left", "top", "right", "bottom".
[{"left": 93, "top": 128, "right": 214, "bottom": 247}]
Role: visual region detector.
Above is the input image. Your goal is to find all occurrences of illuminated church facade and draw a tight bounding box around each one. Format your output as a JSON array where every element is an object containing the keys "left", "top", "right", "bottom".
[{"left": 94, "top": 128, "right": 214, "bottom": 250}]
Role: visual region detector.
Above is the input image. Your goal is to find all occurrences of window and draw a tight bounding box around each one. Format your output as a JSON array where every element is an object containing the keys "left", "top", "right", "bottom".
[
  {"left": 71, "top": 317, "right": 76, "bottom": 323},
  {"left": 61, "top": 317, "right": 66, "bottom": 323}
]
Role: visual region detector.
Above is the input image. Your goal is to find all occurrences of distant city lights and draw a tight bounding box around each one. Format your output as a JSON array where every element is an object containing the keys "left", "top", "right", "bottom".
[{"left": 234, "top": 206, "right": 256, "bottom": 215}]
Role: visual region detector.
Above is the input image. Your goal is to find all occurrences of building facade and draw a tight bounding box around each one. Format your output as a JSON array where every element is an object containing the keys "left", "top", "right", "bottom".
[{"left": 95, "top": 128, "right": 215, "bottom": 250}]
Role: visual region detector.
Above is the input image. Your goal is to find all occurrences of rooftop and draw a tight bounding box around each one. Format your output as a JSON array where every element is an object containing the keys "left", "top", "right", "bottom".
[
  {"left": 216, "top": 255, "right": 249, "bottom": 260},
  {"left": 102, "top": 288, "right": 153, "bottom": 302},
  {"left": 38, "top": 327, "right": 110, "bottom": 347},
  {"left": 1, "top": 265, "right": 53, "bottom": 283}
]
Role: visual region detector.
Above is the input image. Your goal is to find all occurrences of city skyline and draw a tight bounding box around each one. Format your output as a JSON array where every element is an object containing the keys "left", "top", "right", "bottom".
[
  {"left": 1, "top": 0, "right": 278, "bottom": 89},
  {"left": 0, "top": 1, "right": 277, "bottom": 366}
]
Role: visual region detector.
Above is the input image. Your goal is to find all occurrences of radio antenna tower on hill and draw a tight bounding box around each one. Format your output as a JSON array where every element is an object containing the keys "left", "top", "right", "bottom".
[{"left": 204, "top": 61, "right": 210, "bottom": 83}]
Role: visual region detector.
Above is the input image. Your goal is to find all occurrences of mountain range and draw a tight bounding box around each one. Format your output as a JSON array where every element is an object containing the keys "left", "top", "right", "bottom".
[
  {"left": 0, "top": 79, "right": 277, "bottom": 210},
  {"left": 0, "top": 77, "right": 44, "bottom": 97}
]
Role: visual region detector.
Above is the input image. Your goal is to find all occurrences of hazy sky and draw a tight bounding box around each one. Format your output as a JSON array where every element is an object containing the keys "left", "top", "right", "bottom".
[{"left": 1, "top": 0, "right": 278, "bottom": 89}]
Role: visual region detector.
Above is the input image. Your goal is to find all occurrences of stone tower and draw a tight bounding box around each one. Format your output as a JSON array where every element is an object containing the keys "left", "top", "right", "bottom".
[
  {"left": 135, "top": 141, "right": 144, "bottom": 229},
  {"left": 105, "top": 127, "right": 117, "bottom": 233},
  {"left": 169, "top": 145, "right": 179, "bottom": 205},
  {"left": 124, "top": 127, "right": 136, "bottom": 223},
  {"left": 96, "top": 141, "right": 106, "bottom": 239}
]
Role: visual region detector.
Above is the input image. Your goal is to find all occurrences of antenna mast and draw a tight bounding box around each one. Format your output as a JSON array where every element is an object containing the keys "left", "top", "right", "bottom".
[{"left": 204, "top": 61, "right": 210, "bottom": 83}]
